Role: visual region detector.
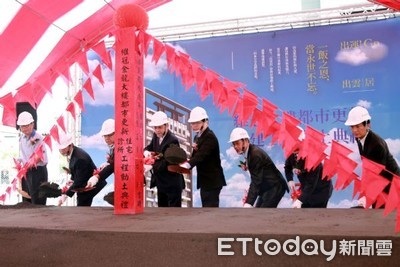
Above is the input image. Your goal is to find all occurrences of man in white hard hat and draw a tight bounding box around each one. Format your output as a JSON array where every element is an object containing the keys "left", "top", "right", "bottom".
[
  {"left": 85, "top": 119, "right": 116, "bottom": 205},
  {"left": 228, "top": 127, "right": 288, "bottom": 208},
  {"left": 58, "top": 133, "right": 106, "bottom": 206},
  {"left": 284, "top": 127, "right": 333, "bottom": 208},
  {"left": 180, "top": 106, "right": 226, "bottom": 207},
  {"left": 345, "top": 106, "right": 400, "bottom": 208},
  {"left": 17, "top": 111, "right": 48, "bottom": 205},
  {"left": 144, "top": 111, "right": 185, "bottom": 207}
]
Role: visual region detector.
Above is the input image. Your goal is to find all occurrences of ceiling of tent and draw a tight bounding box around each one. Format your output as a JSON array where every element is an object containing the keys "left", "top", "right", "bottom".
[
  {"left": 0, "top": 0, "right": 170, "bottom": 99},
  {"left": 0, "top": 0, "right": 395, "bottom": 126}
]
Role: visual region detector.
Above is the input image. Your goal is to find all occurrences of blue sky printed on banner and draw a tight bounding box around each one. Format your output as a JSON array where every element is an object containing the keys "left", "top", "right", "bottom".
[{"left": 82, "top": 18, "right": 400, "bottom": 207}]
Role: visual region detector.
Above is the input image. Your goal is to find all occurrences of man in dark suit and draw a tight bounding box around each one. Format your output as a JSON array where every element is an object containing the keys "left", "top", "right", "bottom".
[
  {"left": 144, "top": 111, "right": 185, "bottom": 207},
  {"left": 180, "top": 107, "right": 226, "bottom": 207},
  {"left": 85, "top": 119, "right": 115, "bottom": 205},
  {"left": 58, "top": 133, "right": 106, "bottom": 206},
  {"left": 345, "top": 106, "right": 400, "bottom": 208},
  {"left": 228, "top": 127, "right": 288, "bottom": 208},
  {"left": 285, "top": 153, "right": 333, "bottom": 208}
]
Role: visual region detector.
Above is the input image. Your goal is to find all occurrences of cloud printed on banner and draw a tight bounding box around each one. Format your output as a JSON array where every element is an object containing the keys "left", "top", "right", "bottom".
[
  {"left": 335, "top": 42, "right": 388, "bottom": 66},
  {"left": 80, "top": 132, "right": 108, "bottom": 151},
  {"left": 225, "top": 146, "right": 241, "bottom": 161},
  {"left": 220, "top": 173, "right": 250, "bottom": 207},
  {"left": 356, "top": 99, "right": 371, "bottom": 109}
]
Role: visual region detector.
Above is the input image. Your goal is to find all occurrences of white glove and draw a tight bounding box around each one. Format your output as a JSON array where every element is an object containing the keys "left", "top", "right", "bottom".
[
  {"left": 357, "top": 196, "right": 366, "bottom": 208},
  {"left": 288, "top": 181, "right": 295, "bottom": 192},
  {"left": 86, "top": 175, "right": 99, "bottom": 188},
  {"left": 144, "top": 164, "right": 153, "bottom": 175},
  {"left": 58, "top": 194, "right": 68, "bottom": 206},
  {"left": 143, "top": 150, "right": 152, "bottom": 158},
  {"left": 99, "top": 162, "right": 110, "bottom": 170},
  {"left": 243, "top": 203, "right": 253, "bottom": 208},
  {"left": 292, "top": 199, "right": 302, "bottom": 208},
  {"left": 179, "top": 162, "right": 191, "bottom": 169}
]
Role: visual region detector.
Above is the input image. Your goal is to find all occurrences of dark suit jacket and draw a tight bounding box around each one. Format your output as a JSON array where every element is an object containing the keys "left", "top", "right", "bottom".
[
  {"left": 285, "top": 154, "right": 332, "bottom": 207},
  {"left": 65, "top": 146, "right": 106, "bottom": 205},
  {"left": 188, "top": 127, "right": 226, "bottom": 190},
  {"left": 358, "top": 130, "right": 400, "bottom": 193},
  {"left": 246, "top": 144, "right": 288, "bottom": 205},
  {"left": 145, "top": 130, "right": 185, "bottom": 193},
  {"left": 359, "top": 130, "right": 400, "bottom": 176}
]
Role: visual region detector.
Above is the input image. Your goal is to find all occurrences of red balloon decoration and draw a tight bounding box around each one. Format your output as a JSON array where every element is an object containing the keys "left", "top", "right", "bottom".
[{"left": 113, "top": 4, "right": 149, "bottom": 30}]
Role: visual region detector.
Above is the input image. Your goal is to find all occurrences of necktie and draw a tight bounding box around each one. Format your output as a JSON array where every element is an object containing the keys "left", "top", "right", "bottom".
[{"left": 356, "top": 140, "right": 363, "bottom": 154}]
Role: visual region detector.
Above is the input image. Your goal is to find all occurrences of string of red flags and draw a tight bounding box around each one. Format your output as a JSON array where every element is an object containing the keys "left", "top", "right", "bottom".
[
  {"left": 360, "top": 158, "right": 390, "bottom": 209},
  {"left": 1, "top": 26, "right": 399, "bottom": 231}
]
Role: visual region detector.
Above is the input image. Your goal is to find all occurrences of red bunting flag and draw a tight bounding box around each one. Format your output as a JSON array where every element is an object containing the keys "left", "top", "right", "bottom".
[
  {"left": 352, "top": 178, "right": 362, "bottom": 198},
  {"left": 43, "top": 135, "right": 53, "bottom": 152},
  {"left": 195, "top": 67, "right": 206, "bottom": 94},
  {"left": 164, "top": 44, "right": 177, "bottom": 73},
  {"left": 177, "top": 52, "right": 194, "bottom": 90},
  {"left": 92, "top": 64, "right": 104, "bottom": 86},
  {"left": 335, "top": 165, "right": 358, "bottom": 190},
  {"left": 323, "top": 140, "right": 354, "bottom": 180},
  {"left": 227, "top": 88, "right": 240, "bottom": 115},
  {"left": 278, "top": 112, "right": 302, "bottom": 158},
  {"left": 199, "top": 80, "right": 211, "bottom": 101},
  {"left": 14, "top": 83, "right": 36, "bottom": 109},
  {"left": 66, "top": 102, "right": 76, "bottom": 120},
  {"left": 49, "top": 125, "right": 60, "bottom": 144},
  {"left": 360, "top": 157, "right": 390, "bottom": 208},
  {"left": 242, "top": 89, "right": 259, "bottom": 124},
  {"left": 232, "top": 96, "right": 244, "bottom": 125},
  {"left": 5, "top": 186, "right": 11, "bottom": 195},
  {"left": 260, "top": 98, "right": 279, "bottom": 139},
  {"left": 0, "top": 93, "right": 16, "bottom": 126},
  {"left": 57, "top": 116, "right": 66, "bottom": 133},
  {"left": 151, "top": 38, "right": 165, "bottom": 65},
  {"left": 139, "top": 30, "right": 152, "bottom": 57},
  {"left": 75, "top": 51, "right": 90, "bottom": 76},
  {"left": 210, "top": 79, "right": 225, "bottom": 110},
  {"left": 73, "top": 91, "right": 85, "bottom": 112},
  {"left": 83, "top": 78, "right": 95, "bottom": 100},
  {"left": 384, "top": 177, "right": 400, "bottom": 216},
  {"left": 299, "top": 126, "right": 327, "bottom": 171},
  {"left": 91, "top": 40, "right": 112, "bottom": 70},
  {"left": 55, "top": 65, "right": 72, "bottom": 85}
]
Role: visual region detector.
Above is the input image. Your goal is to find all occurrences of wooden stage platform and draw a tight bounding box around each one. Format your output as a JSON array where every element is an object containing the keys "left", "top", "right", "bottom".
[{"left": 0, "top": 206, "right": 398, "bottom": 266}]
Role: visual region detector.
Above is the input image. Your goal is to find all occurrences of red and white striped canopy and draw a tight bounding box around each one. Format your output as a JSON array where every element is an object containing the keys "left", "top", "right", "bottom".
[{"left": 0, "top": 0, "right": 169, "bottom": 98}]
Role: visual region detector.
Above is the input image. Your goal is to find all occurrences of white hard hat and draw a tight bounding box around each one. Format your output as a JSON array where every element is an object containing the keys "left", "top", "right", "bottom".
[
  {"left": 59, "top": 133, "right": 73, "bottom": 150},
  {"left": 17, "top": 111, "right": 34, "bottom": 126},
  {"left": 228, "top": 127, "right": 250, "bottom": 143},
  {"left": 344, "top": 106, "right": 371, "bottom": 126},
  {"left": 100, "top": 119, "right": 115, "bottom": 135},
  {"left": 188, "top": 106, "right": 208, "bottom": 123},
  {"left": 149, "top": 111, "right": 168, "bottom": 127}
]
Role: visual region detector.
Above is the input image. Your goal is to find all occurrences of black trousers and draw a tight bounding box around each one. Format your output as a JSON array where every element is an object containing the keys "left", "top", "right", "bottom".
[
  {"left": 22, "top": 165, "right": 48, "bottom": 205},
  {"left": 76, "top": 180, "right": 107, "bottom": 206},
  {"left": 157, "top": 190, "right": 182, "bottom": 207},
  {"left": 255, "top": 182, "right": 285, "bottom": 208},
  {"left": 200, "top": 187, "right": 222, "bottom": 207}
]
